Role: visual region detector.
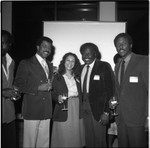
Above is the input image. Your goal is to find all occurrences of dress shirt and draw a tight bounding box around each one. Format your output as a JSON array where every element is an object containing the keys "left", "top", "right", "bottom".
[
  {"left": 2, "top": 53, "right": 13, "bottom": 80},
  {"left": 81, "top": 59, "right": 96, "bottom": 93},
  {"left": 36, "top": 53, "right": 49, "bottom": 78},
  {"left": 118, "top": 53, "right": 132, "bottom": 84},
  {"left": 63, "top": 74, "right": 78, "bottom": 97}
]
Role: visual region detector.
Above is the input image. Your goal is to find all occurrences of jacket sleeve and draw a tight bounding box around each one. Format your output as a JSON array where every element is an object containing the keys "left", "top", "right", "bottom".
[
  {"left": 142, "top": 56, "right": 148, "bottom": 117},
  {"left": 102, "top": 62, "right": 115, "bottom": 113},
  {"left": 51, "top": 76, "right": 59, "bottom": 103},
  {"left": 14, "top": 60, "right": 39, "bottom": 95}
]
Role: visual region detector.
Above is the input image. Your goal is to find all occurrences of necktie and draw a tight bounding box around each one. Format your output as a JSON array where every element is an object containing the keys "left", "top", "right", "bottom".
[
  {"left": 83, "top": 65, "right": 90, "bottom": 94},
  {"left": 42, "top": 60, "right": 49, "bottom": 78},
  {"left": 120, "top": 60, "right": 125, "bottom": 84}
]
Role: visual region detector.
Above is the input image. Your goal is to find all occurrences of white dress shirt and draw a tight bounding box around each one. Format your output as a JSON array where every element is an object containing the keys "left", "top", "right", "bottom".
[
  {"left": 81, "top": 59, "right": 96, "bottom": 93},
  {"left": 36, "top": 53, "right": 49, "bottom": 78}
]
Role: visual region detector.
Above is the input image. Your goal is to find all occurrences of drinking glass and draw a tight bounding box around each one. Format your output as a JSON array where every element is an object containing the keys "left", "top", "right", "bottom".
[
  {"left": 11, "top": 86, "right": 21, "bottom": 101},
  {"left": 61, "top": 93, "right": 68, "bottom": 111},
  {"left": 110, "top": 97, "right": 118, "bottom": 116}
]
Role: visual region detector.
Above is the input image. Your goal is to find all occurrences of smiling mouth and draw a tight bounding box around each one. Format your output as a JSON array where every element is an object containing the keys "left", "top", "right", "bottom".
[
  {"left": 44, "top": 51, "right": 49, "bottom": 54},
  {"left": 84, "top": 58, "right": 90, "bottom": 61},
  {"left": 119, "top": 49, "right": 125, "bottom": 53}
]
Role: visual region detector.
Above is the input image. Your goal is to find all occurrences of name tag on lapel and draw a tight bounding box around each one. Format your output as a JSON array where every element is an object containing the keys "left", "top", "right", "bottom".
[
  {"left": 129, "top": 76, "right": 138, "bottom": 83},
  {"left": 94, "top": 75, "right": 100, "bottom": 80}
]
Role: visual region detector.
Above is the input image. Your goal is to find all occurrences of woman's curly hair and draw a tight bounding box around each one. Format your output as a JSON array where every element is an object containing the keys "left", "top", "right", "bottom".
[{"left": 57, "top": 52, "right": 82, "bottom": 79}]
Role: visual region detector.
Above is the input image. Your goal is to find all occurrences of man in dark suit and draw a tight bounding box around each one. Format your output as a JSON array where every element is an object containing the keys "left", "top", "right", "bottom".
[
  {"left": 14, "top": 36, "right": 54, "bottom": 148},
  {"left": 113, "top": 33, "right": 148, "bottom": 147},
  {"left": 2, "top": 30, "right": 20, "bottom": 148},
  {"left": 80, "top": 43, "right": 114, "bottom": 147}
]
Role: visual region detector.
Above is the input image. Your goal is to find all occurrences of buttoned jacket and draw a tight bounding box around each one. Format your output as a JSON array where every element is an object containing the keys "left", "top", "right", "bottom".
[
  {"left": 81, "top": 59, "right": 114, "bottom": 121},
  {"left": 52, "top": 74, "right": 83, "bottom": 121},
  {"left": 14, "top": 55, "right": 53, "bottom": 120},
  {"left": 115, "top": 53, "right": 148, "bottom": 126}
]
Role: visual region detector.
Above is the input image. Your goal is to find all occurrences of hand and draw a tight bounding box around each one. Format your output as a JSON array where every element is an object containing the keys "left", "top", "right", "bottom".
[
  {"left": 2, "top": 88, "right": 17, "bottom": 98},
  {"left": 109, "top": 97, "right": 118, "bottom": 109},
  {"left": 11, "top": 86, "right": 21, "bottom": 101},
  {"left": 99, "top": 113, "right": 109, "bottom": 125},
  {"left": 38, "top": 83, "right": 52, "bottom": 91},
  {"left": 58, "top": 95, "right": 64, "bottom": 104}
]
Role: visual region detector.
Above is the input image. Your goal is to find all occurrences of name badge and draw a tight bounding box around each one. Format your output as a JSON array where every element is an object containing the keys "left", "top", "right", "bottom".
[
  {"left": 94, "top": 75, "right": 100, "bottom": 80},
  {"left": 129, "top": 76, "right": 138, "bottom": 83}
]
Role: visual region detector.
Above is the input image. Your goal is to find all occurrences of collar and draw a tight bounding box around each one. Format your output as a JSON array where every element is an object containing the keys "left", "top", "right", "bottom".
[
  {"left": 35, "top": 53, "right": 46, "bottom": 64},
  {"left": 5, "top": 53, "right": 12, "bottom": 66},
  {"left": 84, "top": 59, "right": 96, "bottom": 69},
  {"left": 123, "top": 52, "right": 132, "bottom": 63}
]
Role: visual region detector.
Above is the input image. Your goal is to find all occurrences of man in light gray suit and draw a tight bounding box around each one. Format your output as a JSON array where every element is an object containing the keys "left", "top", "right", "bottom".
[{"left": 113, "top": 33, "right": 148, "bottom": 147}]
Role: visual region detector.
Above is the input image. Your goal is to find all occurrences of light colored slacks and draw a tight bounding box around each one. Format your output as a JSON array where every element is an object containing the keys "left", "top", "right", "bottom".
[{"left": 23, "top": 119, "right": 50, "bottom": 148}]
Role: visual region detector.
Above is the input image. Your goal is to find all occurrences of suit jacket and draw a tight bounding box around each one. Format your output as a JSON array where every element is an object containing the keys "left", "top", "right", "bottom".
[
  {"left": 52, "top": 74, "right": 83, "bottom": 121},
  {"left": 115, "top": 53, "right": 148, "bottom": 127},
  {"left": 82, "top": 59, "right": 114, "bottom": 121},
  {"left": 14, "top": 55, "right": 53, "bottom": 120},
  {"left": 2, "top": 56, "right": 16, "bottom": 123}
]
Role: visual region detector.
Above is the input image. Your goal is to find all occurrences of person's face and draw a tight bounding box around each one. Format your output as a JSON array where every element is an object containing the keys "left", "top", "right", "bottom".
[
  {"left": 37, "top": 40, "right": 52, "bottom": 59},
  {"left": 64, "top": 55, "right": 75, "bottom": 71},
  {"left": 81, "top": 47, "right": 96, "bottom": 65},
  {"left": 2, "top": 35, "right": 11, "bottom": 57},
  {"left": 115, "top": 37, "right": 132, "bottom": 58}
]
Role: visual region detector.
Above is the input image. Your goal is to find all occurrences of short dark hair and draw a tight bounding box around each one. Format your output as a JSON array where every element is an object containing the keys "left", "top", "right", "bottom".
[
  {"left": 114, "top": 33, "right": 133, "bottom": 47},
  {"left": 36, "top": 36, "right": 53, "bottom": 46},
  {"left": 2, "top": 30, "right": 12, "bottom": 44},
  {"left": 80, "top": 42, "right": 98, "bottom": 55}
]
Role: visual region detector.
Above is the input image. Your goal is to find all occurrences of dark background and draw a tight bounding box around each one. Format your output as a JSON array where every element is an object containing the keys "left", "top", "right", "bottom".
[{"left": 7, "top": 1, "right": 149, "bottom": 113}]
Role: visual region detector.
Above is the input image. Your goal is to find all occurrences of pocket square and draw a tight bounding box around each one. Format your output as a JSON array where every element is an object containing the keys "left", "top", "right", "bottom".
[{"left": 94, "top": 75, "right": 100, "bottom": 80}]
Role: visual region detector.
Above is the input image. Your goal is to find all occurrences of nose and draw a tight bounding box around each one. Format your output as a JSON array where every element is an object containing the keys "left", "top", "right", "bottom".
[
  {"left": 84, "top": 53, "right": 90, "bottom": 58},
  {"left": 118, "top": 44, "right": 123, "bottom": 49}
]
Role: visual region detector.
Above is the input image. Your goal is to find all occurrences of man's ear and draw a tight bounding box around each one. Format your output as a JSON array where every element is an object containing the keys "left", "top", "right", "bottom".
[
  {"left": 37, "top": 45, "right": 39, "bottom": 51},
  {"left": 130, "top": 44, "right": 133, "bottom": 49}
]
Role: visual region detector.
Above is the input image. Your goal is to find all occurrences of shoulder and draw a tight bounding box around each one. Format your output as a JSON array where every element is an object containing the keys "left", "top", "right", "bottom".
[
  {"left": 133, "top": 53, "right": 148, "bottom": 64},
  {"left": 53, "top": 74, "right": 63, "bottom": 82},
  {"left": 133, "top": 53, "right": 147, "bottom": 59},
  {"left": 19, "top": 57, "right": 34, "bottom": 68},
  {"left": 96, "top": 60, "right": 112, "bottom": 69}
]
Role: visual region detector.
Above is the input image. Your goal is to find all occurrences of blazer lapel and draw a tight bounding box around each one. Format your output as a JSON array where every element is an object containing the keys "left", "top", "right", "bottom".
[
  {"left": 115, "top": 61, "right": 121, "bottom": 89},
  {"left": 46, "top": 60, "right": 53, "bottom": 80},
  {"left": 89, "top": 60, "right": 102, "bottom": 90},
  {"left": 90, "top": 60, "right": 98, "bottom": 78},
  {"left": 32, "top": 56, "right": 48, "bottom": 79}
]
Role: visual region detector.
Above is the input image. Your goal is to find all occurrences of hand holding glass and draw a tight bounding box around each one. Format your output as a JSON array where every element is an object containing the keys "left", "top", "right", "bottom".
[
  {"left": 110, "top": 97, "right": 118, "bottom": 116},
  {"left": 11, "top": 86, "right": 21, "bottom": 101},
  {"left": 61, "top": 94, "right": 68, "bottom": 111}
]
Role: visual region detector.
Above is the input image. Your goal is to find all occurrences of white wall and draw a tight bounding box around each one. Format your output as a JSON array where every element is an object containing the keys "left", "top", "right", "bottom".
[{"left": 44, "top": 21, "right": 126, "bottom": 69}]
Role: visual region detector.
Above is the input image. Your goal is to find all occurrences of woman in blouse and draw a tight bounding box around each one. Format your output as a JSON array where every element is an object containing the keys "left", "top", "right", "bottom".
[{"left": 51, "top": 52, "right": 85, "bottom": 147}]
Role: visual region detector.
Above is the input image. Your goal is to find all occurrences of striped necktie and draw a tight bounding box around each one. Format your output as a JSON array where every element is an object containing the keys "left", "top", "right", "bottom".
[{"left": 42, "top": 60, "right": 49, "bottom": 78}]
